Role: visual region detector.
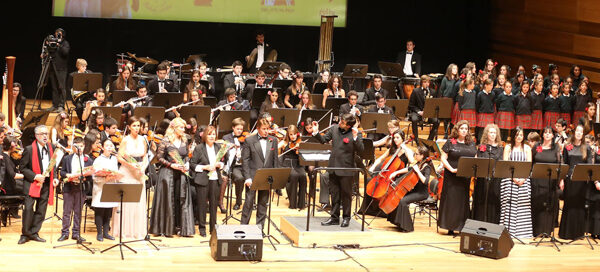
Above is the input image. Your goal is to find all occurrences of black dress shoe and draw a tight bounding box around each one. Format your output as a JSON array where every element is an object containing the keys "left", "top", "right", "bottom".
[
  {"left": 219, "top": 205, "right": 227, "bottom": 214},
  {"left": 96, "top": 233, "right": 104, "bottom": 242},
  {"left": 321, "top": 218, "right": 340, "bottom": 226},
  {"left": 30, "top": 235, "right": 46, "bottom": 243},
  {"left": 341, "top": 218, "right": 350, "bottom": 228},
  {"left": 233, "top": 204, "right": 241, "bottom": 210},
  {"left": 18, "top": 235, "right": 29, "bottom": 244},
  {"left": 57, "top": 234, "right": 69, "bottom": 242},
  {"left": 275, "top": 189, "right": 283, "bottom": 196},
  {"left": 72, "top": 235, "right": 86, "bottom": 242},
  {"left": 103, "top": 233, "right": 115, "bottom": 240},
  {"left": 199, "top": 230, "right": 207, "bottom": 237}
]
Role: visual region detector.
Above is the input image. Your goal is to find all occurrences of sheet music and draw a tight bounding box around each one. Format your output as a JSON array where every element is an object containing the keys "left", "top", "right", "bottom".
[{"left": 301, "top": 153, "right": 330, "bottom": 161}]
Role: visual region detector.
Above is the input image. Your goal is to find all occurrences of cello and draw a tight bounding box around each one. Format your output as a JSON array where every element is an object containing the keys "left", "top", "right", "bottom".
[
  {"left": 378, "top": 156, "right": 434, "bottom": 214},
  {"left": 365, "top": 135, "right": 413, "bottom": 199}
]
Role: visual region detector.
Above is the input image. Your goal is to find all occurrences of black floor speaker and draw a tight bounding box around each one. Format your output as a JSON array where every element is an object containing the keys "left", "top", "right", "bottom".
[
  {"left": 210, "top": 224, "right": 263, "bottom": 261},
  {"left": 459, "top": 219, "right": 514, "bottom": 259}
]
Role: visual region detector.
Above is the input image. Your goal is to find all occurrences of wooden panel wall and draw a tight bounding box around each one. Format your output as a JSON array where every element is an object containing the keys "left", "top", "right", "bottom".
[{"left": 489, "top": 0, "right": 600, "bottom": 91}]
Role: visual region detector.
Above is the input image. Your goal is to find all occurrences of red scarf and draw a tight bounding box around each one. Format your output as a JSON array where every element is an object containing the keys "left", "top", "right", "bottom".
[{"left": 30, "top": 140, "right": 55, "bottom": 205}]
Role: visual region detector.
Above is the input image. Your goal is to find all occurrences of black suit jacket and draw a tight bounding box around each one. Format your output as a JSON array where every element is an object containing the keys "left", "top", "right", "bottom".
[
  {"left": 189, "top": 142, "right": 227, "bottom": 186},
  {"left": 313, "top": 125, "right": 364, "bottom": 176},
  {"left": 19, "top": 143, "right": 58, "bottom": 196},
  {"left": 217, "top": 99, "right": 243, "bottom": 111},
  {"left": 367, "top": 105, "right": 395, "bottom": 117},
  {"left": 396, "top": 51, "right": 422, "bottom": 76},
  {"left": 408, "top": 87, "right": 433, "bottom": 113},
  {"left": 241, "top": 134, "right": 279, "bottom": 181},
  {"left": 0, "top": 152, "right": 18, "bottom": 195},
  {"left": 339, "top": 103, "right": 364, "bottom": 118},
  {"left": 362, "top": 88, "right": 389, "bottom": 105},
  {"left": 146, "top": 78, "right": 177, "bottom": 96},
  {"left": 59, "top": 154, "right": 94, "bottom": 193},
  {"left": 248, "top": 43, "right": 275, "bottom": 70},
  {"left": 223, "top": 73, "right": 245, "bottom": 93}
]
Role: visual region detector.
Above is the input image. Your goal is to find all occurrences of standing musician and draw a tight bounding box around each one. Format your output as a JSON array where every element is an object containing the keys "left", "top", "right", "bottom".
[
  {"left": 245, "top": 30, "right": 275, "bottom": 73},
  {"left": 321, "top": 75, "right": 345, "bottom": 108},
  {"left": 18, "top": 125, "right": 60, "bottom": 244},
  {"left": 312, "top": 113, "right": 364, "bottom": 227},
  {"left": 396, "top": 39, "right": 421, "bottom": 78},
  {"left": 190, "top": 126, "right": 226, "bottom": 237},
  {"left": 110, "top": 65, "right": 137, "bottom": 91},
  {"left": 147, "top": 63, "right": 177, "bottom": 96},
  {"left": 362, "top": 74, "right": 389, "bottom": 105},
  {"left": 278, "top": 125, "right": 307, "bottom": 209},
  {"left": 222, "top": 118, "right": 247, "bottom": 211},
  {"left": 284, "top": 71, "right": 307, "bottom": 108},
  {"left": 223, "top": 61, "right": 246, "bottom": 100},
  {"left": 438, "top": 120, "right": 477, "bottom": 235},
  {"left": 339, "top": 91, "right": 363, "bottom": 118},
  {"left": 81, "top": 88, "right": 110, "bottom": 125},
  {"left": 408, "top": 75, "right": 439, "bottom": 144},
  {"left": 241, "top": 118, "right": 280, "bottom": 230},
  {"left": 387, "top": 146, "right": 433, "bottom": 232}
]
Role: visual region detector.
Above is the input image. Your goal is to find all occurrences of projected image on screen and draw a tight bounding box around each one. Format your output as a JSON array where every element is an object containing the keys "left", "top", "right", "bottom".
[{"left": 53, "top": 0, "right": 347, "bottom": 27}]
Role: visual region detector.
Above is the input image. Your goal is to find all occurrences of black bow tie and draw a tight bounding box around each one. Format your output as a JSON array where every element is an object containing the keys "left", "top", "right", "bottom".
[
  {"left": 407, "top": 51, "right": 413, "bottom": 55},
  {"left": 259, "top": 135, "right": 269, "bottom": 141},
  {"left": 257, "top": 43, "right": 264, "bottom": 46},
  {"left": 158, "top": 80, "right": 165, "bottom": 83}
]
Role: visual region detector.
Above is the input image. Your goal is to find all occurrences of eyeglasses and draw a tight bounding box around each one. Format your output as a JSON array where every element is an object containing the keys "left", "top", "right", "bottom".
[{"left": 36, "top": 132, "right": 48, "bottom": 136}]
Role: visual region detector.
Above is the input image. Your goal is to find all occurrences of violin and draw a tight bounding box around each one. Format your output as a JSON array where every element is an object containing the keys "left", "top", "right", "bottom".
[
  {"left": 91, "top": 145, "right": 102, "bottom": 159},
  {"left": 237, "top": 131, "right": 250, "bottom": 143},
  {"left": 111, "top": 131, "right": 123, "bottom": 146},
  {"left": 97, "top": 124, "right": 105, "bottom": 131},
  {"left": 11, "top": 145, "right": 23, "bottom": 161},
  {"left": 147, "top": 130, "right": 164, "bottom": 144}
]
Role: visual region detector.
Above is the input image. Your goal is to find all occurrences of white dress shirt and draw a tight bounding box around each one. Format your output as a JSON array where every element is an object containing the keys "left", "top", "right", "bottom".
[
  {"left": 256, "top": 44, "right": 265, "bottom": 68},
  {"left": 37, "top": 143, "right": 50, "bottom": 172},
  {"left": 403, "top": 51, "right": 414, "bottom": 76}
]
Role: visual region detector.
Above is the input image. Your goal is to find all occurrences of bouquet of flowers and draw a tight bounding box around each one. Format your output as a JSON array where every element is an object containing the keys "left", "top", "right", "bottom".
[
  {"left": 209, "top": 141, "right": 234, "bottom": 179},
  {"left": 168, "top": 149, "right": 192, "bottom": 178},
  {"left": 122, "top": 153, "right": 149, "bottom": 182}
]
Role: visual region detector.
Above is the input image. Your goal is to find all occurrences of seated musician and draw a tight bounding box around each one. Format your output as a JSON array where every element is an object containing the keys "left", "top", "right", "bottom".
[
  {"left": 366, "top": 94, "right": 395, "bottom": 141},
  {"left": 184, "top": 70, "right": 208, "bottom": 102},
  {"left": 373, "top": 120, "right": 401, "bottom": 148},
  {"left": 296, "top": 90, "right": 316, "bottom": 110},
  {"left": 362, "top": 74, "right": 389, "bottom": 105},
  {"left": 554, "top": 118, "right": 569, "bottom": 148},
  {"left": 322, "top": 74, "right": 345, "bottom": 108},
  {"left": 259, "top": 89, "right": 283, "bottom": 115},
  {"left": 223, "top": 61, "right": 246, "bottom": 100},
  {"left": 122, "top": 84, "right": 150, "bottom": 119},
  {"left": 198, "top": 62, "right": 215, "bottom": 96},
  {"left": 147, "top": 63, "right": 177, "bottom": 96},
  {"left": 100, "top": 117, "right": 119, "bottom": 148},
  {"left": 12, "top": 82, "right": 27, "bottom": 126},
  {"left": 0, "top": 136, "right": 25, "bottom": 226},
  {"left": 81, "top": 88, "right": 110, "bottom": 124},
  {"left": 85, "top": 109, "right": 105, "bottom": 135},
  {"left": 408, "top": 75, "right": 439, "bottom": 144},
  {"left": 241, "top": 71, "right": 268, "bottom": 102},
  {"left": 110, "top": 65, "right": 137, "bottom": 91},
  {"left": 217, "top": 88, "right": 243, "bottom": 111},
  {"left": 387, "top": 146, "right": 433, "bottom": 232},
  {"left": 50, "top": 112, "right": 70, "bottom": 148},
  {"left": 313, "top": 69, "right": 330, "bottom": 91},
  {"left": 339, "top": 91, "right": 363, "bottom": 118},
  {"left": 275, "top": 63, "right": 292, "bottom": 80},
  {"left": 68, "top": 59, "right": 91, "bottom": 121},
  {"left": 284, "top": 71, "right": 307, "bottom": 108}
]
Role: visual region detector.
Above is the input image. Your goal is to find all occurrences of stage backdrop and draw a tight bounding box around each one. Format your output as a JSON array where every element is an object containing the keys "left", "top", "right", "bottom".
[{"left": 52, "top": 0, "right": 347, "bottom": 27}]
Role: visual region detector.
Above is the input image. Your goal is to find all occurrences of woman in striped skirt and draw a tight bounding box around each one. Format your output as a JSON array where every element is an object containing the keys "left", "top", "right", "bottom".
[
  {"left": 476, "top": 79, "right": 496, "bottom": 141},
  {"left": 500, "top": 127, "right": 533, "bottom": 238},
  {"left": 572, "top": 81, "right": 593, "bottom": 125},
  {"left": 514, "top": 81, "right": 533, "bottom": 136},
  {"left": 530, "top": 79, "right": 545, "bottom": 133},
  {"left": 495, "top": 81, "right": 515, "bottom": 141},
  {"left": 458, "top": 78, "right": 477, "bottom": 129},
  {"left": 558, "top": 83, "right": 574, "bottom": 125},
  {"left": 543, "top": 84, "right": 561, "bottom": 129}
]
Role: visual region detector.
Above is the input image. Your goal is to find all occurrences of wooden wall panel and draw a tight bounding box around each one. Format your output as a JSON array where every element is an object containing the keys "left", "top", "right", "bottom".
[{"left": 490, "top": 0, "right": 600, "bottom": 91}]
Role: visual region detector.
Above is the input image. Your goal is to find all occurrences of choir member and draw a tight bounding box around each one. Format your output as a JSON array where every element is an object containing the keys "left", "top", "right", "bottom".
[
  {"left": 573, "top": 81, "right": 593, "bottom": 126},
  {"left": 543, "top": 63, "right": 560, "bottom": 90},
  {"left": 558, "top": 82, "right": 575, "bottom": 125},
  {"left": 570, "top": 65, "right": 585, "bottom": 92},
  {"left": 475, "top": 79, "right": 495, "bottom": 141},
  {"left": 457, "top": 78, "right": 477, "bottom": 130},
  {"left": 440, "top": 64, "right": 458, "bottom": 138},
  {"left": 514, "top": 81, "right": 533, "bottom": 136},
  {"left": 531, "top": 127, "right": 561, "bottom": 237},
  {"left": 278, "top": 125, "right": 307, "bottom": 209},
  {"left": 530, "top": 79, "right": 545, "bottom": 133},
  {"left": 590, "top": 140, "right": 600, "bottom": 239},
  {"left": 438, "top": 120, "right": 477, "bottom": 234},
  {"left": 495, "top": 81, "right": 515, "bottom": 141},
  {"left": 409, "top": 75, "right": 439, "bottom": 144},
  {"left": 500, "top": 127, "right": 533, "bottom": 238},
  {"left": 472, "top": 124, "right": 503, "bottom": 224},
  {"left": 544, "top": 84, "right": 562, "bottom": 130},
  {"left": 483, "top": 59, "right": 497, "bottom": 81},
  {"left": 578, "top": 102, "right": 596, "bottom": 136},
  {"left": 91, "top": 139, "right": 119, "bottom": 241},
  {"left": 450, "top": 68, "right": 471, "bottom": 127}
]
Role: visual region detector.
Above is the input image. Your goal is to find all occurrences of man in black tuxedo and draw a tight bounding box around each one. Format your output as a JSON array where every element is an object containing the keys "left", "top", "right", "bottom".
[
  {"left": 147, "top": 63, "right": 177, "bottom": 96},
  {"left": 339, "top": 91, "right": 364, "bottom": 119},
  {"left": 362, "top": 74, "right": 389, "bottom": 105},
  {"left": 396, "top": 39, "right": 421, "bottom": 77},
  {"left": 57, "top": 137, "right": 94, "bottom": 242},
  {"left": 241, "top": 118, "right": 280, "bottom": 229},
  {"left": 19, "top": 125, "right": 60, "bottom": 244},
  {"left": 245, "top": 30, "right": 275, "bottom": 73},
  {"left": 42, "top": 28, "right": 70, "bottom": 112},
  {"left": 223, "top": 61, "right": 246, "bottom": 100},
  {"left": 312, "top": 114, "right": 364, "bottom": 227},
  {"left": 408, "top": 75, "right": 439, "bottom": 144}
]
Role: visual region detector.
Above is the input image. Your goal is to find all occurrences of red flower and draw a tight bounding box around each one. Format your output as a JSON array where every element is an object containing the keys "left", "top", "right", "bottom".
[
  {"left": 298, "top": 93, "right": 302, "bottom": 98},
  {"left": 231, "top": 106, "right": 235, "bottom": 110},
  {"left": 268, "top": 91, "right": 272, "bottom": 95},
  {"left": 596, "top": 148, "right": 600, "bottom": 155},
  {"left": 270, "top": 117, "right": 274, "bottom": 122},
  {"left": 460, "top": 74, "right": 466, "bottom": 80},
  {"left": 479, "top": 144, "right": 486, "bottom": 152},
  {"left": 83, "top": 156, "right": 89, "bottom": 162},
  {"left": 536, "top": 146, "right": 543, "bottom": 153},
  {"left": 450, "top": 138, "right": 457, "bottom": 145},
  {"left": 198, "top": 90, "right": 203, "bottom": 95},
  {"left": 566, "top": 144, "right": 574, "bottom": 151},
  {"left": 343, "top": 138, "right": 350, "bottom": 144},
  {"left": 300, "top": 122, "right": 305, "bottom": 126},
  {"left": 585, "top": 107, "right": 589, "bottom": 112},
  {"left": 479, "top": 69, "right": 484, "bottom": 74},
  {"left": 494, "top": 61, "right": 498, "bottom": 66}
]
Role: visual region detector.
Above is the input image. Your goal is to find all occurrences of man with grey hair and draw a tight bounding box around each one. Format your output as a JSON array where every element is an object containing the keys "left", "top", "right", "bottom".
[{"left": 18, "top": 125, "right": 60, "bottom": 244}]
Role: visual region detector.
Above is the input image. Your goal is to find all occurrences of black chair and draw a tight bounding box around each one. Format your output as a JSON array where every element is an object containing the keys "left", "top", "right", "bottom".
[
  {"left": 412, "top": 196, "right": 439, "bottom": 232},
  {"left": 0, "top": 195, "right": 25, "bottom": 226}
]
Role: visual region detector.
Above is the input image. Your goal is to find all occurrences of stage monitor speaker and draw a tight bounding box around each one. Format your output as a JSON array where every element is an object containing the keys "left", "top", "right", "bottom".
[
  {"left": 210, "top": 224, "right": 263, "bottom": 261},
  {"left": 459, "top": 219, "right": 514, "bottom": 259}
]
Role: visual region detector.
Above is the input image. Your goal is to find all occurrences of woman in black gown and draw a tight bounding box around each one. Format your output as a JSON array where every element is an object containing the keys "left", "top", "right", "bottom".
[
  {"left": 387, "top": 146, "right": 433, "bottom": 232},
  {"left": 559, "top": 124, "right": 592, "bottom": 240},
  {"left": 472, "top": 123, "right": 503, "bottom": 224},
  {"left": 590, "top": 142, "right": 600, "bottom": 239},
  {"left": 150, "top": 117, "right": 195, "bottom": 237},
  {"left": 438, "top": 120, "right": 477, "bottom": 234},
  {"left": 531, "top": 126, "right": 561, "bottom": 237}
]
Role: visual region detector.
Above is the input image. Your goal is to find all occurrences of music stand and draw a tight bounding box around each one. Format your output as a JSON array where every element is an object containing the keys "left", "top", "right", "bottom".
[
  {"left": 259, "top": 61, "right": 283, "bottom": 75},
  {"left": 267, "top": 108, "right": 299, "bottom": 128},
  {"left": 112, "top": 90, "right": 137, "bottom": 105},
  {"left": 251, "top": 88, "right": 272, "bottom": 109},
  {"left": 203, "top": 96, "right": 217, "bottom": 108},
  {"left": 418, "top": 139, "right": 442, "bottom": 155},
  {"left": 313, "top": 83, "right": 327, "bottom": 94},
  {"left": 385, "top": 99, "right": 409, "bottom": 120},
  {"left": 250, "top": 168, "right": 291, "bottom": 250},
  {"left": 72, "top": 73, "right": 103, "bottom": 92},
  {"left": 494, "top": 160, "right": 533, "bottom": 244},
  {"left": 133, "top": 106, "right": 166, "bottom": 128},
  {"left": 378, "top": 61, "right": 405, "bottom": 78},
  {"left": 299, "top": 109, "right": 332, "bottom": 131},
  {"left": 178, "top": 106, "right": 211, "bottom": 126},
  {"left": 21, "top": 110, "right": 50, "bottom": 129},
  {"left": 325, "top": 98, "right": 348, "bottom": 117},
  {"left": 217, "top": 110, "right": 250, "bottom": 135},
  {"left": 93, "top": 106, "right": 122, "bottom": 122},
  {"left": 382, "top": 80, "right": 399, "bottom": 99},
  {"left": 530, "top": 163, "right": 569, "bottom": 251},
  {"left": 423, "top": 98, "right": 453, "bottom": 121},
  {"left": 361, "top": 113, "right": 392, "bottom": 134},
  {"left": 272, "top": 79, "right": 292, "bottom": 93},
  {"left": 342, "top": 64, "right": 368, "bottom": 90},
  {"left": 457, "top": 157, "right": 496, "bottom": 220},
  {"left": 593, "top": 123, "right": 600, "bottom": 137},
  {"left": 100, "top": 183, "right": 143, "bottom": 260},
  {"left": 298, "top": 144, "right": 332, "bottom": 231},
  {"left": 569, "top": 164, "right": 600, "bottom": 249},
  {"left": 151, "top": 93, "right": 184, "bottom": 109},
  {"left": 310, "top": 94, "right": 324, "bottom": 109}
]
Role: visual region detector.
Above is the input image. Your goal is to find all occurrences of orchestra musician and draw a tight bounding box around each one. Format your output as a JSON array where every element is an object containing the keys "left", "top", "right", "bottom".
[
  {"left": 408, "top": 75, "right": 439, "bottom": 144},
  {"left": 278, "top": 125, "right": 307, "bottom": 209},
  {"left": 275, "top": 63, "right": 292, "bottom": 80},
  {"left": 81, "top": 88, "right": 110, "bottom": 125},
  {"left": 284, "top": 71, "right": 307, "bottom": 108},
  {"left": 217, "top": 88, "right": 243, "bottom": 112},
  {"left": 184, "top": 70, "right": 208, "bottom": 102},
  {"left": 339, "top": 91, "right": 363, "bottom": 118},
  {"left": 242, "top": 70, "right": 269, "bottom": 102},
  {"left": 50, "top": 112, "right": 71, "bottom": 148},
  {"left": 110, "top": 64, "right": 137, "bottom": 91},
  {"left": 223, "top": 61, "right": 246, "bottom": 100},
  {"left": 312, "top": 113, "right": 364, "bottom": 228},
  {"left": 0, "top": 136, "right": 25, "bottom": 226},
  {"left": 296, "top": 90, "right": 316, "bottom": 110},
  {"left": 69, "top": 59, "right": 91, "bottom": 121},
  {"left": 222, "top": 118, "right": 247, "bottom": 211},
  {"left": 362, "top": 74, "right": 389, "bottom": 105},
  {"left": 259, "top": 89, "right": 283, "bottom": 115},
  {"left": 322, "top": 75, "right": 345, "bottom": 108},
  {"left": 12, "top": 82, "right": 27, "bottom": 126},
  {"left": 147, "top": 63, "right": 177, "bottom": 96},
  {"left": 313, "top": 69, "right": 330, "bottom": 91},
  {"left": 396, "top": 39, "right": 421, "bottom": 78},
  {"left": 366, "top": 94, "right": 395, "bottom": 141},
  {"left": 122, "top": 84, "right": 150, "bottom": 120},
  {"left": 245, "top": 30, "right": 275, "bottom": 73}
]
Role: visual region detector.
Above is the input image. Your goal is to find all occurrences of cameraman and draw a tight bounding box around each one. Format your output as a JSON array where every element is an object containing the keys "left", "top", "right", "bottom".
[{"left": 41, "top": 28, "right": 70, "bottom": 112}]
